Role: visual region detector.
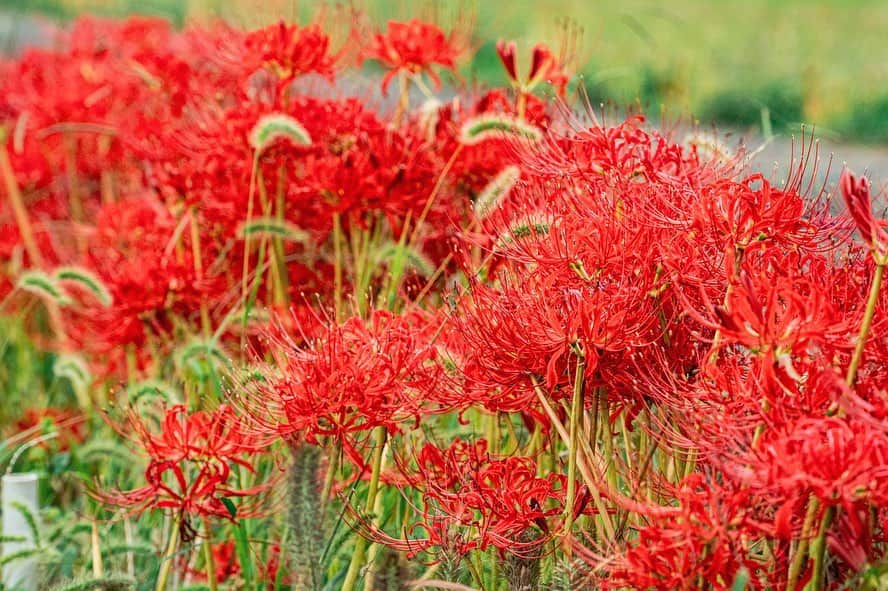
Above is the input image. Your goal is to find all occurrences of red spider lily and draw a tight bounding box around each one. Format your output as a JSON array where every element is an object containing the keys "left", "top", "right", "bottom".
[
  {"left": 100, "top": 405, "right": 268, "bottom": 539},
  {"left": 840, "top": 169, "right": 888, "bottom": 262},
  {"left": 65, "top": 196, "right": 225, "bottom": 360},
  {"left": 733, "top": 416, "right": 888, "bottom": 514},
  {"left": 515, "top": 114, "right": 713, "bottom": 183},
  {"left": 253, "top": 310, "right": 442, "bottom": 464},
  {"left": 689, "top": 175, "right": 822, "bottom": 260},
  {"left": 245, "top": 22, "right": 342, "bottom": 87},
  {"left": 366, "top": 438, "right": 565, "bottom": 558},
  {"left": 581, "top": 475, "right": 756, "bottom": 591},
  {"left": 454, "top": 276, "right": 575, "bottom": 414},
  {"left": 5, "top": 12, "right": 888, "bottom": 589},
  {"left": 366, "top": 20, "right": 463, "bottom": 93},
  {"left": 700, "top": 261, "right": 850, "bottom": 376}
]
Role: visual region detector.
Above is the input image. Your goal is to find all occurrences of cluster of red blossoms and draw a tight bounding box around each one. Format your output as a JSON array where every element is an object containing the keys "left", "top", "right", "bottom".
[{"left": 2, "top": 12, "right": 887, "bottom": 591}]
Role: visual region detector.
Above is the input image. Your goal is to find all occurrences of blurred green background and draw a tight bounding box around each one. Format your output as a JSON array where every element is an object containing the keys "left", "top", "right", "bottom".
[{"left": 2, "top": 0, "right": 888, "bottom": 143}]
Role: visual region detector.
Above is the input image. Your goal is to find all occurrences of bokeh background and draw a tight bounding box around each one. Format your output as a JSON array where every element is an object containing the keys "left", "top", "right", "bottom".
[{"left": 2, "top": 0, "right": 887, "bottom": 144}]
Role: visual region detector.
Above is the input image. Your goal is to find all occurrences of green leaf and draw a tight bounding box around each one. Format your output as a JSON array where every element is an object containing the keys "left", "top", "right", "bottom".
[
  {"left": 221, "top": 497, "right": 238, "bottom": 520},
  {"left": 231, "top": 518, "right": 255, "bottom": 590}
]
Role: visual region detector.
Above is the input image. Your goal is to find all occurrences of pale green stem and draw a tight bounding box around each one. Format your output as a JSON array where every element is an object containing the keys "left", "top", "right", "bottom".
[
  {"left": 563, "top": 357, "right": 586, "bottom": 540},
  {"left": 332, "top": 212, "right": 344, "bottom": 323},
  {"left": 155, "top": 519, "right": 180, "bottom": 591},
  {"left": 846, "top": 262, "right": 885, "bottom": 387},
  {"left": 341, "top": 426, "right": 387, "bottom": 591},
  {"left": 204, "top": 521, "right": 218, "bottom": 591},
  {"left": 787, "top": 497, "right": 819, "bottom": 590},
  {"left": 805, "top": 505, "right": 835, "bottom": 591}
]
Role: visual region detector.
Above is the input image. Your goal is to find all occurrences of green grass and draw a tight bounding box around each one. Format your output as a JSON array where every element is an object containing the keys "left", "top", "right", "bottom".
[{"left": 3, "top": 0, "right": 888, "bottom": 143}]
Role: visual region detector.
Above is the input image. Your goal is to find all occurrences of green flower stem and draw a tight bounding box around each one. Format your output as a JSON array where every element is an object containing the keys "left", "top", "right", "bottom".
[
  {"left": 563, "top": 355, "right": 586, "bottom": 541},
  {"left": 787, "top": 496, "right": 819, "bottom": 589},
  {"left": 204, "top": 521, "right": 218, "bottom": 591},
  {"left": 341, "top": 426, "right": 387, "bottom": 591},
  {"left": 806, "top": 505, "right": 836, "bottom": 591},
  {"left": 155, "top": 518, "right": 180, "bottom": 591},
  {"left": 846, "top": 261, "right": 885, "bottom": 387}
]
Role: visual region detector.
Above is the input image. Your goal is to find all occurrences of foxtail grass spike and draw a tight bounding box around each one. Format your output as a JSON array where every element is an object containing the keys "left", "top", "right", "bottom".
[
  {"left": 459, "top": 114, "right": 543, "bottom": 145},
  {"left": 249, "top": 114, "right": 312, "bottom": 154}
]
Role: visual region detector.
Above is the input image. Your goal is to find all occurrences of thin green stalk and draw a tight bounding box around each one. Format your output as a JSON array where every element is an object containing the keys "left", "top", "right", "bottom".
[
  {"left": 189, "top": 209, "right": 212, "bottom": 338},
  {"left": 846, "top": 262, "right": 885, "bottom": 387},
  {"left": 600, "top": 388, "right": 618, "bottom": 493},
  {"left": 154, "top": 519, "right": 180, "bottom": 591},
  {"left": 91, "top": 522, "right": 104, "bottom": 578},
  {"left": 341, "top": 426, "right": 387, "bottom": 591},
  {"left": 516, "top": 91, "right": 527, "bottom": 121},
  {"left": 62, "top": 134, "right": 85, "bottom": 227},
  {"left": 204, "top": 521, "right": 218, "bottom": 591},
  {"left": 240, "top": 153, "right": 260, "bottom": 351},
  {"left": 407, "top": 145, "right": 463, "bottom": 251},
  {"left": 1, "top": 143, "right": 68, "bottom": 342},
  {"left": 320, "top": 439, "right": 341, "bottom": 511},
  {"left": 393, "top": 70, "right": 410, "bottom": 128},
  {"left": 332, "top": 212, "right": 344, "bottom": 322},
  {"left": 243, "top": 234, "right": 270, "bottom": 342},
  {"left": 273, "top": 165, "right": 290, "bottom": 307},
  {"left": 795, "top": 258, "right": 885, "bottom": 590},
  {"left": 123, "top": 517, "right": 135, "bottom": 578},
  {"left": 589, "top": 387, "right": 602, "bottom": 454},
  {"left": 361, "top": 466, "right": 391, "bottom": 591},
  {"left": 787, "top": 497, "right": 819, "bottom": 590},
  {"left": 1, "top": 143, "right": 44, "bottom": 267},
  {"left": 532, "top": 378, "right": 616, "bottom": 542},
  {"left": 382, "top": 212, "right": 413, "bottom": 311},
  {"left": 806, "top": 505, "right": 836, "bottom": 591},
  {"left": 563, "top": 356, "right": 586, "bottom": 540},
  {"left": 619, "top": 413, "right": 634, "bottom": 474}
]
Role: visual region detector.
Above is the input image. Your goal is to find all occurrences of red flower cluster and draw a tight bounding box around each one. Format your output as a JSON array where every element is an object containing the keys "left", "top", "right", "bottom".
[
  {"left": 373, "top": 438, "right": 564, "bottom": 557},
  {"left": 3, "top": 12, "right": 887, "bottom": 591},
  {"left": 367, "top": 19, "right": 464, "bottom": 93},
  {"left": 252, "top": 309, "right": 444, "bottom": 468},
  {"left": 101, "top": 405, "right": 266, "bottom": 538}
]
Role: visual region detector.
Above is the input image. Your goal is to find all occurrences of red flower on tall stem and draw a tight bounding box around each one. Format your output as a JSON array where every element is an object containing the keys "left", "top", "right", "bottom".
[
  {"left": 100, "top": 405, "right": 268, "bottom": 539},
  {"left": 366, "top": 19, "right": 463, "bottom": 93},
  {"left": 245, "top": 22, "right": 340, "bottom": 83},
  {"left": 366, "top": 438, "right": 564, "bottom": 558},
  {"left": 254, "top": 310, "right": 442, "bottom": 464}
]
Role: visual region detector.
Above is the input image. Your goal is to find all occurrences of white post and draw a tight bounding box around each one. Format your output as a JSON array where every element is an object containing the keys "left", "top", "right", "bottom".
[{"left": 2, "top": 473, "right": 39, "bottom": 591}]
